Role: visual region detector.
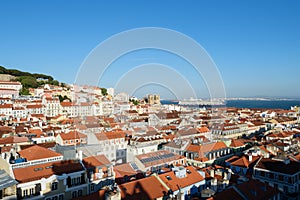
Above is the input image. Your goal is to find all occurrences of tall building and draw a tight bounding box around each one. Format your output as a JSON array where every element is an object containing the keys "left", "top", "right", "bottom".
[{"left": 147, "top": 94, "right": 160, "bottom": 105}]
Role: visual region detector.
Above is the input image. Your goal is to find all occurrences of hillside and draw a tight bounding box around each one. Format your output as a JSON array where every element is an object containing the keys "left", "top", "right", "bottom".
[
  {"left": 0, "top": 66, "right": 62, "bottom": 95},
  {"left": 0, "top": 74, "right": 16, "bottom": 81}
]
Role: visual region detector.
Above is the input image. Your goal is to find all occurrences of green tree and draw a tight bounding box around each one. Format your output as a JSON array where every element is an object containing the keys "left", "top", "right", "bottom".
[
  {"left": 19, "top": 87, "right": 30, "bottom": 95},
  {"left": 101, "top": 88, "right": 108, "bottom": 96},
  {"left": 129, "top": 99, "right": 139, "bottom": 105},
  {"left": 17, "top": 76, "right": 38, "bottom": 88},
  {"left": 48, "top": 80, "right": 59, "bottom": 86},
  {"left": 58, "top": 95, "right": 71, "bottom": 102}
]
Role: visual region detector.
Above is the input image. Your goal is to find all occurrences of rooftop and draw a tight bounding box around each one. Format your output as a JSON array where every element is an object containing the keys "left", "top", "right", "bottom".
[
  {"left": 255, "top": 157, "right": 300, "bottom": 175},
  {"left": 18, "top": 145, "right": 62, "bottom": 161},
  {"left": 82, "top": 155, "right": 111, "bottom": 169},
  {"left": 13, "top": 160, "right": 84, "bottom": 183},
  {"left": 119, "top": 176, "right": 168, "bottom": 200}
]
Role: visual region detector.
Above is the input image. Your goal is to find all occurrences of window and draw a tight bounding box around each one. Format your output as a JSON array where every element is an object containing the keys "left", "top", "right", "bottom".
[
  {"left": 29, "top": 188, "right": 34, "bottom": 195},
  {"left": 284, "top": 186, "right": 288, "bottom": 193},
  {"left": 78, "top": 190, "right": 83, "bottom": 197},
  {"left": 52, "top": 182, "right": 58, "bottom": 190},
  {"left": 58, "top": 195, "right": 64, "bottom": 200},
  {"left": 23, "top": 189, "right": 28, "bottom": 197},
  {"left": 72, "top": 191, "right": 77, "bottom": 198}
]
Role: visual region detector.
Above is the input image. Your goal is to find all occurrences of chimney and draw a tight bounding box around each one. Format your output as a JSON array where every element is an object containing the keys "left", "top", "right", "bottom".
[
  {"left": 248, "top": 154, "right": 252, "bottom": 162},
  {"left": 77, "top": 150, "right": 83, "bottom": 161}
]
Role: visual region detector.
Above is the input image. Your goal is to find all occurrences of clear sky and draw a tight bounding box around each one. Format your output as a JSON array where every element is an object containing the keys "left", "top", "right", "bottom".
[{"left": 0, "top": 0, "right": 299, "bottom": 99}]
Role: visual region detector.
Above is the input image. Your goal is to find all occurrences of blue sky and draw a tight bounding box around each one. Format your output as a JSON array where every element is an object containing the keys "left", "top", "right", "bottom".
[{"left": 0, "top": 0, "right": 299, "bottom": 99}]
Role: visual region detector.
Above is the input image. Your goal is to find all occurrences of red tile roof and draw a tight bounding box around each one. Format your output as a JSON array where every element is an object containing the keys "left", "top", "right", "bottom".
[
  {"left": 59, "top": 131, "right": 87, "bottom": 140},
  {"left": 0, "top": 104, "right": 13, "bottom": 108},
  {"left": 83, "top": 155, "right": 111, "bottom": 168},
  {"left": 255, "top": 157, "right": 300, "bottom": 175},
  {"left": 198, "top": 126, "right": 210, "bottom": 133},
  {"left": 13, "top": 160, "right": 84, "bottom": 183},
  {"left": 60, "top": 102, "right": 75, "bottom": 107},
  {"left": 230, "top": 155, "right": 260, "bottom": 168},
  {"left": 0, "top": 136, "right": 29, "bottom": 145},
  {"left": 158, "top": 166, "right": 204, "bottom": 191},
  {"left": 230, "top": 139, "right": 246, "bottom": 148},
  {"left": 27, "top": 104, "right": 43, "bottom": 109},
  {"left": 95, "top": 131, "right": 126, "bottom": 140},
  {"left": 119, "top": 176, "right": 168, "bottom": 199},
  {"left": 18, "top": 145, "right": 62, "bottom": 161},
  {"left": 212, "top": 187, "right": 243, "bottom": 200},
  {"left": 114, "top": 163, "right": 137, "bottom": 178},
  {"left": 236, "top": 179, "right": 279, "bottom": 200},
  {"left": 186, "top": 141, "right": 227, "bottom": 159}
]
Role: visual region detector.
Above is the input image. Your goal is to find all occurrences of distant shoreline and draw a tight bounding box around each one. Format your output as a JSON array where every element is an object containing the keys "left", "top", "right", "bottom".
[{"left": 161, "top": 99, "right": 300, "bottom": 110}]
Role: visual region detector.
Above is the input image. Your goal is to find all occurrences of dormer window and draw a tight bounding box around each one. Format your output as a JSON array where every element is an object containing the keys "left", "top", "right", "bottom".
[{"left": 51, "top": 182, "right": 58, "bottom": 190}]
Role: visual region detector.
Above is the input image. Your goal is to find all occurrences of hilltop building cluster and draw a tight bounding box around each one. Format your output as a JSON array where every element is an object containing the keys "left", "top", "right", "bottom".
[{"left": 0, "top": 81, "right": 300, "bottom": 199}]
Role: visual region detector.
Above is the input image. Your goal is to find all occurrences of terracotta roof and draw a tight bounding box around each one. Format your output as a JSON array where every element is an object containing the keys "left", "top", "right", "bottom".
[
  {"left": 20, "top": 142, "right": 57, "bottom": 150},
  {"left": 18, "top": 145, "right": 62, "bottom": 161},
  {"left": 267, "top": 131, "right": 293, "bottom": 139},
  {"left": 230, "top": 155, "right": 260, "bottom": 168},
  {"left": 212, "top": 187, "right": 243, "bottom": 200},
  {"left": 198, "top": 126, "right": 210, "bottom": 133},
  {"left": 186, "top": 141, "right": 227, "bottom": 159},
  {"left": 236, "top": 179, "right": 279, "bottom": 200},
  {"left": 114, "top": 163, "right": 137, "bottom": 178},
  {"left": 60, "top": 102, "right": 75, "bottom": 107},
  {"left": 0, "top": 136, "right": 29, "bottom": 145},
  {"left": 26, "top": 104, "right": 43, "bottom": 109},
  {"left": 230, "top": 139, "right": 246, "bottom": 148},
  {"left": 13, "top": 160, "right": 84, "bottom": 183},
  {"left": 0, "top": 104, "right": 13, "bottom": 109},
  {"left": 158, "top": 166, "right": 204, "bottom": 191},
  {"left": 28, "top": 128, "right": 45, "bottom": 137},
  {"left": 0, "top": 146, "right": 12, "bottom": 153},
  {"left": 95, "top": 131, "right": 126, "bottom": 141},
  {"left": 58, "top": 131, "right": 87, "bottom": 140},
  {"left": 160, "top": 125, "right": 177, "bottom": 131},
  {"left": 255, "top": 157, "right": 300, "bottom": 175},
  {"left": 0, "top": 126, "right": 12, "bottom": 134},
  {"left": 119, "top": 176, "right": 168, "bottom": 199},
  {"left": 83, "top": 155, "right": 111, "bottom": 169}
]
